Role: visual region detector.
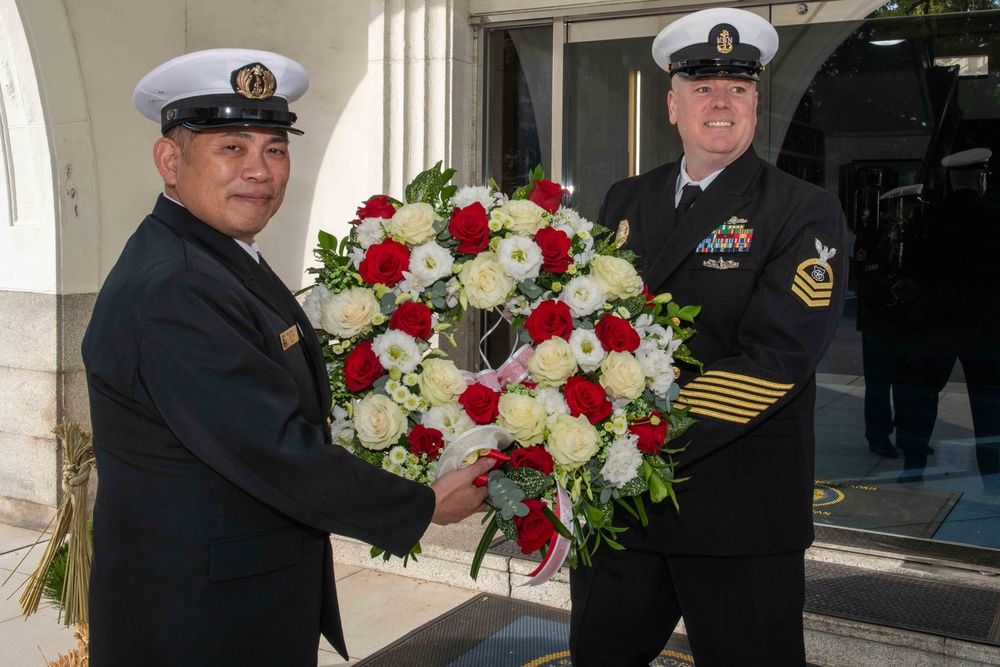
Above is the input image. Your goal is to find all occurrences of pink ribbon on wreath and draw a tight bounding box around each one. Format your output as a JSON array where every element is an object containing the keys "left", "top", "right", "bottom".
[
  {"left": 460, "top": 344, "right": 534, "bottom": 391},
  {"left": 522, "top": 483, "right": 572, "bottom": 586}
]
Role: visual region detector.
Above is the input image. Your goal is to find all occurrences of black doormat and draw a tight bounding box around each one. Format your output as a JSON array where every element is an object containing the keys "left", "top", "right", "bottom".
[
  {"left": 813, "top": 480, "right": 961, "bottom": 538},
  {"left": 352, "top": 595, "right": 695, "bottom": 667},
  {"left": 805, "top": 560, "right": 1000, "bottom": 644},
  {"left": 354, "top": 595, "right": 823, "bottom": 667}
]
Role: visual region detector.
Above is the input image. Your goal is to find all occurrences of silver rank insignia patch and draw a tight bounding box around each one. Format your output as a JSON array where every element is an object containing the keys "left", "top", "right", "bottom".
[{"left": 792, "top": 239, "right": 837, "bottom": 308}]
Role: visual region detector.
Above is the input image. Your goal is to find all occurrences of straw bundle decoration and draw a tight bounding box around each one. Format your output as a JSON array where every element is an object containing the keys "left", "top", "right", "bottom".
[{"left": 15, "top": 423, "right": 95, "bottom": 626}]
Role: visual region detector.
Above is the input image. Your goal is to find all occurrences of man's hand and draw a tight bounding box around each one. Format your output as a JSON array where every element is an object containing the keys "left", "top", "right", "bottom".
[{"left": 429, "top": 456, "right": 494, "bottom": 525}]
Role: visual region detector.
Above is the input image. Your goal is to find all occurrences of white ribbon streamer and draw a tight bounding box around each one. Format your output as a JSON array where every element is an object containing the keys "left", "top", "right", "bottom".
[
  {"left": 434, "top": 425, "right": 514, "bottom": 479},
  {"left": 521, "top": 483, "right": 572, "bottom": 586}
]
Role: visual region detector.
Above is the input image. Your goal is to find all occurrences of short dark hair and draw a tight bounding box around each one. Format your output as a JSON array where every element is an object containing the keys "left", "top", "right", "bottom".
[{"left": 164, "top": 125, "right": 196, "bottom": 156}]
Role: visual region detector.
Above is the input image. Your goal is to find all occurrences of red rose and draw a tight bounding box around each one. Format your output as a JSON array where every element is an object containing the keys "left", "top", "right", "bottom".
[
  {"left": 407, "top": 424, "right": 445, "bottom": 460},
  {"left": 630, "top": 412, "right": 669, "bottom": 455},
  {"left": 595, "top": 315, "right": 640, "bottom": 353},
  {"left": 528, "top": 179, "right": 569, "bottom": 213},
  {"left": 563, "top": 376, "right": 612, "bottom": 425},
  {"left": 343, "top": 341, "right": 385, "bottom": 391},
  {"left": 449, "top": 202, "right": 490, "bottom": 254},
  {"left": 389, "top": 301, "right": 433, "bottom": 340},
  {"left": 359, "top": 239, "right": 409, "bottom": 286},
  {"left": 514, "top": 498, "right": 555, "bottom": 554},
  {"left": 356, "top": 195, "right": 396, "bottom": 221},
  {"left": 535, "top": 227, "right": 573, "bottom": 274},
  {"left": 458, "top": 383, "right": 501, "bottom": 425},
  {"left": 509, "top": 445, "right": 554, "bottom": 475},
  {"left": 524, "top": 300, "right": 573, "bottom": 344}
]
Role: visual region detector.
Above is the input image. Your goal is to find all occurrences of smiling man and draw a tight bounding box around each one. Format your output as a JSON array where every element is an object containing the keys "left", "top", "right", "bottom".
[
  {"left": 569, "top": 9, "right": 848, "bottom": 667},
  {"left": 82, "top": 49, "right": 491, "bottom": 666}
]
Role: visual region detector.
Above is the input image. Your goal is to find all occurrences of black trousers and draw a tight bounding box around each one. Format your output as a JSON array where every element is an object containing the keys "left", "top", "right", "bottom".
[{"left": 569, "top": 546, "right": 806, "bottom": 667}]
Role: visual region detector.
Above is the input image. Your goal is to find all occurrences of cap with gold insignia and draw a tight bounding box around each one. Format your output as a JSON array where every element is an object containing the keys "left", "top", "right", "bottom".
[
  {"left": 652, "top": 8, "right": 779, "bottom": 80},
  {"left": 133, "top": 48, "right": 308, "bottom": 136},
  {"left": 942, "top": 147, "right": 992, "bottom": 169}
]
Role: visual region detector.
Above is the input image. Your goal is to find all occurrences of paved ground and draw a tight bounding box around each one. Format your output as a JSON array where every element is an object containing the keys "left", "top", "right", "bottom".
[{"left": 0, "top": 523, "right": 478, "bottom": 666}]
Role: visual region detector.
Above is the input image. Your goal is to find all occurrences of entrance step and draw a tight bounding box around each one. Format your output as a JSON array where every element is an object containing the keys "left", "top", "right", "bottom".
[{"left": 330, "top": 519, "right": 1000, "bottom": 666}]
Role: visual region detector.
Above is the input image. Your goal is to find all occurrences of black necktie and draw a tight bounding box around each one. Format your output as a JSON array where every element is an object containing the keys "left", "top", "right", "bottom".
[{"left": 676, "top": 184, "right": 703, "bottom": 222}]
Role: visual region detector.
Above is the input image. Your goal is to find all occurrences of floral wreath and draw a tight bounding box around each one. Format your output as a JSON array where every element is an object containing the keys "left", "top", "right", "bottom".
[{"left": 305, "top": 163, "right": 700, "bottom": 582}]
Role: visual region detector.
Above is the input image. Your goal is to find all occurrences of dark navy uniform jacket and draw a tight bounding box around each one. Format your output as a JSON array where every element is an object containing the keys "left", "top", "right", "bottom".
[
  {"left": 82, "top": 196, "right": 434, "bottom": 665},
  {"left": 600, "top": 148, "right": 848, "bottom": 556}
]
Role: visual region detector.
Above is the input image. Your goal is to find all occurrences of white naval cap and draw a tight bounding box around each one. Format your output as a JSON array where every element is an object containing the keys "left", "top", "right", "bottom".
[
  {"left": 652, "top": 8, "right": 779, "bottom": 80},
  {"left": 879, "top": 184, "right": 924, "bottom": 200},
  {"left": 133, "top": 48, "right": 309, "bottom": 136},
  {"left": 941, "top": 147, "right": 992, "bottom": 169}
]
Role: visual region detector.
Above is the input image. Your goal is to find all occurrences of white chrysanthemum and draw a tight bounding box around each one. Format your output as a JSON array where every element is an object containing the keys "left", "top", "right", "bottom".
[
  {"left": 637, "top": 347, "right": 675, "bottom": 398},
  {"left": 561, "top": 275, "right": 607, "bottom": 318},
  {"left": 611, "top": 409, "right": 629, "bottom": 436},
  {"left": 403, "top": 373, "right": 419, "bottom": 387},
  {"left": 386, "top": 463, "right": 404, "bottom": 476},
  {"left": 404, "top": 395, "right": 423, "bottom": 412},
  {"left": 389, "top": 445, "right": 409, "bottom": 465},
  {"left": 372, "top": 329, "right": 422, "bottom": 374},
  {"left": 451, "top": 185, "right": 496, "bottom": 210},
  {"left": 408, "top": 241, "right": 455, "bottom": 286},
  {"left": 356, "top": 217, "right": 389, "bottom": 249},
  {"left": 391, "top": 385, "right": 411, "bottom": 404},
  {"left": 600, "top": 433, "right": 644, "bottom": 488},
  {"left": 301, "top": 284, "right": 332, "bottom": 329},
  {"left": 403, "top": 465, "right": 422, "bottom": 481},
  {"left": 569, "top": 328, "right": 607, "bottom": 373},
  {"left": 496, "top": 235, "right": 543, "bottom": 282},
  {"left": 422, "top": 403, "right": 475, "bottom": 442}
]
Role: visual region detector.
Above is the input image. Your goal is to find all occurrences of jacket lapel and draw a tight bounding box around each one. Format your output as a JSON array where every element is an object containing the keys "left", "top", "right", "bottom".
[
  {"left": 643, "top": 149, "right": 760, "bottom": 294},
  {"left": 638, "top": 162, "right": 682, "bottom": 270},
  {"left": 152, "top": 196, "right": 332, "bottom": 418}
]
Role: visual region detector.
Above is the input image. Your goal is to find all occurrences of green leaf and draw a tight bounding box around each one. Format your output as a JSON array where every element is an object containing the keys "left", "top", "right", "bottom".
[
  {"left": 676, "top": 305, "right": 702, "bottom": 322},
  {"left": 504, "top": 466, "right": 553, "bottom": 498},
  {"left": 471, "top": 515, "right": 500, "bottom": 581},
  {"left": 405, "top": 161, "right": 448, "bottom": 205},
  {"left": 541, "top": 505, "right": 574, "bottom": 539},
  {"left": 318, "top": 229, "right": 338, "bottom": 251}
]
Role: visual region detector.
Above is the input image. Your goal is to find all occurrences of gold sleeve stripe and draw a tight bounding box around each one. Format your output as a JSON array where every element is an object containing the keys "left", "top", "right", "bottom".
[
  {"left": 792, "top": 284, "right": 831, "bottom": 308},
  {"left": 675, "top": 371, "right": 793, "bottom": 424},
  {"left": 677, "top": 389, "right": 773, "bottom": 410},
  {"left": 687, "top": 377, "right": 787, "bottom": 398},
  {"left": 674, "top": 396, "right": 761, "bottom": 418},
  {"left": 698, "top": 370, "right": 794, "bottom": 390},
  {"left": 793, "top": 274, "right": 833, "bottom": 297},
  {"left": 686, "top": 406, "right": 751, "bottom": 424}
]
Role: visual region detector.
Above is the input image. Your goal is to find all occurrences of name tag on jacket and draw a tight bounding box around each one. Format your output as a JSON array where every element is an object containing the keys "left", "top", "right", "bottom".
[{"left": 280, "top": 325, "right": 299, "bottom": 350}]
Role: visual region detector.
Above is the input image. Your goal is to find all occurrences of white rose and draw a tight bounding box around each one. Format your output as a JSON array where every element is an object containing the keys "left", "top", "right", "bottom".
[
  {"left": 354, "top": 394, "right": 407, "bottom": 451},
  {"left": 423, "top": 403, "right": 475, "bottom": 442},
  {"left": 496, "top": 393, "right": 547, "bottom": 444},
  {"left": 569, "top": 328, "right": 607, "bottom": 373},
  {"left": 390, "top": 202, "right": 440, "bottom": 245},
  {"left": 527, "top": 337, "right": 578, "bottom": 388},
  {"left": 548, "top": 413, "right": 601, "bottom": 471},
  {"left": 590, "top": 255, "right": 643, "bottom": 301},
  {"left": 418, "top": 358, "right": 469, "bottom": 406},
  {"left": 321, "top": 287, "right": 379, "bottom": 338},
  {"left": 408, "top": 241, "right": 454, "bottom": 286},
  {"left": 561, "top": 275, "right": 607, "bottom": 318},
  {"left": 600, "top": 433, "right": 644, "bottom": 488},
  {"left": 495, "top": 199, "right": 547, "bottom": 236},
  {"left": 302, "top": 284, "right": 332, "bottom": 329},
  {"left": 372, "top": 329, "right": 423, "bottom": 374},
  {"left": 599, "top": 351, "right": 646, "bottom": 400},
  {"left": 356, "top": 217, "right": 389, "bottom": 249},
  {"left": 496, "top": 235, "right": 543, "bottom": 282},
  {"left": 459, "top": 252, "right": 515, "bottom": 309}
]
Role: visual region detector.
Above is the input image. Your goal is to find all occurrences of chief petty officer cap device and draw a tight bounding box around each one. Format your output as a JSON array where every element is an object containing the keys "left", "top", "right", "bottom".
[
  {"left": 652, "top": 8, "right": 779, "bottom": 81},
  {"left": 133, "top": 48, "right": 309, "bottom": 136}
]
